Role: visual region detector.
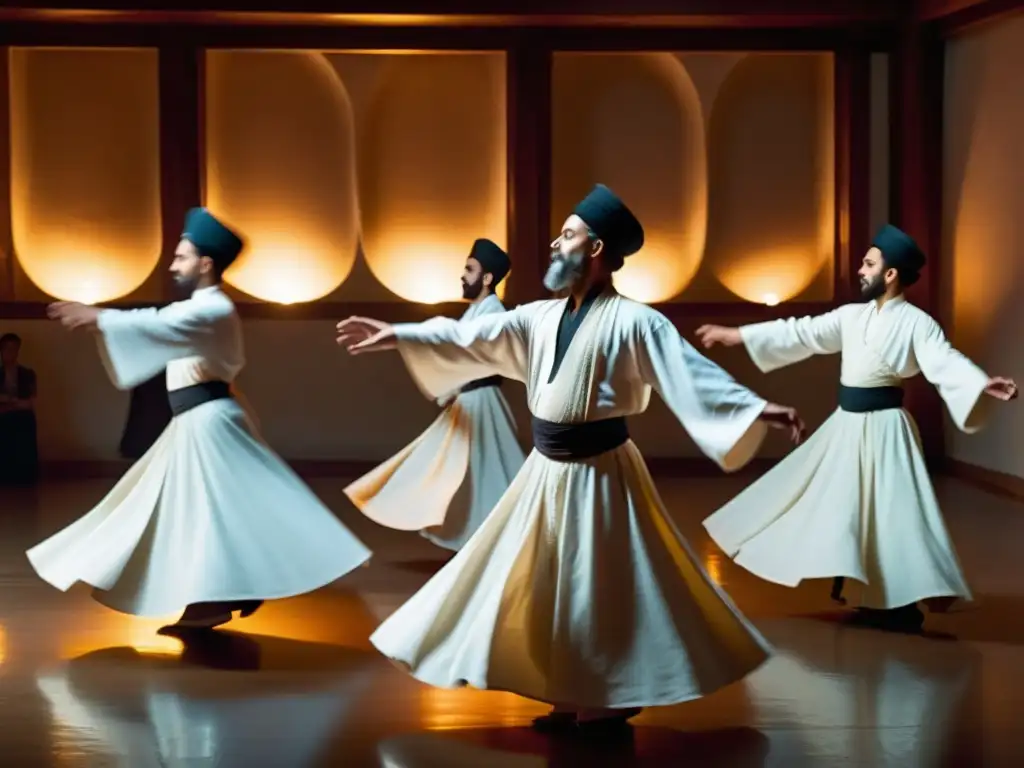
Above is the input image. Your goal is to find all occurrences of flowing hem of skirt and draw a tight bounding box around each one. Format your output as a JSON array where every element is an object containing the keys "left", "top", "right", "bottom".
[
  {"left": 727, "top": 556, "right": 973, "bottom": 610},
  {"left": 75, "top": 553, "right": 372, "bottom": 618},
  {"left": 369, "top": 642, "right": 771, "bottom": 710}
]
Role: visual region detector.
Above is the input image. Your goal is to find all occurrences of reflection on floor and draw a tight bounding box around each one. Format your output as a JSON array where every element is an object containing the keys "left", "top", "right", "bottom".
[{"left": 1, "top": 474, "right": 1023, "bottom": 765}]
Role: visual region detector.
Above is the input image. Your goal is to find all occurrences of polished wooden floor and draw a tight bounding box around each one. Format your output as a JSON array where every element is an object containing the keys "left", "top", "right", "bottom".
[{"left": 2, "top": 474, "right": 1024, "bottom": 766}]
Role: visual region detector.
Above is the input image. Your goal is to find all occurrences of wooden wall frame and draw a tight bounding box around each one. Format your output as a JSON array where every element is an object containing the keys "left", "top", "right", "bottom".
[{"left": 0, "top": 8, "right": 888, "bottom": 327}]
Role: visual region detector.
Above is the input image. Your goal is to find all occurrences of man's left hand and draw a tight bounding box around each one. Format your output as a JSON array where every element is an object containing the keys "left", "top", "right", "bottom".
[{"left": 47, "top": 302, "right": 101, "bottom": 331}]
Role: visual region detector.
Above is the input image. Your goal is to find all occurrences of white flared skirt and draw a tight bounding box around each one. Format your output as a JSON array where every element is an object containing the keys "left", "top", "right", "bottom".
[
  {"left": 703, "top": 407, "right": 971, "bottom": 609},
  {"left": 370, "top": 440, "right": 771, "bottom": 709},
  {"left": 26, "top": 398, "right": 371, "bottom": 616},
  {"left": 345, "top": 387, "right": 525, "bottom": 552}
]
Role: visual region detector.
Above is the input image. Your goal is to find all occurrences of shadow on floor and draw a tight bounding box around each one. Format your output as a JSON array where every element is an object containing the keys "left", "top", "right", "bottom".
[
  {"left": 793, "top": 591, "right": 1024, "bottom": 645},
  {"left": 377, "top": 725, "right": 771, "bottom": 767}
]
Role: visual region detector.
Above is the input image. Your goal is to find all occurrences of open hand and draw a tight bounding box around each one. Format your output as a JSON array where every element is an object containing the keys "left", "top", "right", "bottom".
[
  {"left": 985, "top": 376, "right": 1018, "bottom": 401},
  {"left": 335, "top": 316, "right": 396, "bottom": 355},
  {"left": 695, "top": 324, "right": 742, "bottom": 349},
  {"left": 760, "top": 402, "right": 806, "bottom": 445},
  {"left": 47, "top": 301, "right": 101, "bottom": 330}
]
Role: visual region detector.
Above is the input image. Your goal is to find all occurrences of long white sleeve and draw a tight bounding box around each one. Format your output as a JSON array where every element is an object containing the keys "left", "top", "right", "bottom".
[
  {"left": 912, "top": 315, "right": 991, "bottom": 433},
  {"left": 740, "top": 309, "right": 845, "bottom": 373},
  {"left": 393, "top": 308, "right": 530, "bottom": 400},
  {"left": 638, "top": 320, "right": 768, "bottom": 472},
  {"left": 95, "top": 297, "right": 233, "bottom": 390}
]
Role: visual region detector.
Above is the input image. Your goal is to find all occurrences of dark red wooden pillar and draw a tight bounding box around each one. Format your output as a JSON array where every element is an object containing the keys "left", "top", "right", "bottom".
[
  {"left": 834, "top": 48, "right": 872, "bottom": 303},
  {"left": 890, "top": 20, "right": 947, "bottom": 465},
  {"left": 157, "top": 44, "right": 204, "bottom": 303},
  {"left": 505, "top": 36, "right": 551, "bottom": 307}
]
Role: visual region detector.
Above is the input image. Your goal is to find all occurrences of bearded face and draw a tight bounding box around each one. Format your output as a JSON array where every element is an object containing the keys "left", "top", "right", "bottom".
[
  {"left": 859, "top": 270, "right": 886, "bottom": 301},
  {"left": 545, "top": 215, "right": 595, "bottom": 293}
]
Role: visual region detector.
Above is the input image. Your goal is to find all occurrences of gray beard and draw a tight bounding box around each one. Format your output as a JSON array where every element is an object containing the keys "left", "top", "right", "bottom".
[{"left": 543, "top": 252, "right": 584, "bottom": 293}]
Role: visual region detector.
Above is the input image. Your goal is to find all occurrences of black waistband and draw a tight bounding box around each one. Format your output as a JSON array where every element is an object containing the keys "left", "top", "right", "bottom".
[
  {"left": 460, "top": 375, "right": 503, "bottom": 394},
  {"left": 168, "top": 381, "right": 233, "bottom": 417},
  {"left": 531, "top": 416, "right": 629, "bottom": 461},
  {"left": 838, "top": 384, "right": 904, "bottom": 413}
]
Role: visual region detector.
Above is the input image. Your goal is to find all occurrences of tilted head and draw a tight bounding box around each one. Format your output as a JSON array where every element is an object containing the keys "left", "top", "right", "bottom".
[
  {"left": 545, "top": 184, "right": 644, "bottom": 293},
  {"left": 462, "top": 238, "right": 511, "bottom": 300},
  {"left": 170, "top": 207, "right": 245, "bottom": 297},
  {"left": 0, "top": 333, "right": 20, "bottom": 367},
  {"left": 859, "top": 224, "right": 926, "bottom": 301}
]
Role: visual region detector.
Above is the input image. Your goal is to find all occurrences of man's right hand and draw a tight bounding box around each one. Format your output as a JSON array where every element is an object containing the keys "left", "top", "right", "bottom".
[
  {"left": 335, "top": 317, "right": 396, "bottom": 355},
  {"left": 695, "top": 325, "right": 742, "bottom": 349},
  {"left": 759, "top": 402, "right": 806, "bottom": 445}
]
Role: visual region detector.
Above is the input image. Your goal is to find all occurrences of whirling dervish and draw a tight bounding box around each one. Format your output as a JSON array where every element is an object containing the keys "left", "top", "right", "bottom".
[
  {"left": 697, "top": 224, "right": 1018, "bottom": 631},
  {"left": 29, "top": 207, "right": 372, "bottom": 629},
  {"left": 336, "top": 184, "right": 805, "bottom": 732},
  {"left": 345, "top": 239, "right": 525, "bottom": 552}
]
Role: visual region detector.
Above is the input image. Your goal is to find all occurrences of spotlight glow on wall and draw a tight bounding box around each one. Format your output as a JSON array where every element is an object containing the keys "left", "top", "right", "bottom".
[
  {"left": 205, "top": 50, "right": 361, "bottom": 304},
  {"left": 9, "top": 48, "right": 163, "bottom": 303}
]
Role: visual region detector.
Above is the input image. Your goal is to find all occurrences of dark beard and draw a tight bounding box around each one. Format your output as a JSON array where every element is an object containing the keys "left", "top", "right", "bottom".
[
  {"left": 173, "top": 274, "right": 200, "bottom": 298},
  {"left": 860, "top": 274, "right": 886, "bottom": 301},
  {"left": 462, "top": 278, "right": 483, "bottom": 300}
]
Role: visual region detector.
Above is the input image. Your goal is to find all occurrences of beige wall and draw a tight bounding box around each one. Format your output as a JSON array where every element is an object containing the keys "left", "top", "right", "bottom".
[
  {"left": 942, "top": 13, "right": 1024, "bottom": 477},
  {"left": 4, "top": 316, "right": 840, "bottom": 462},
  {"left": 3, "top": 47, "right": 899, "bottom": 466}
]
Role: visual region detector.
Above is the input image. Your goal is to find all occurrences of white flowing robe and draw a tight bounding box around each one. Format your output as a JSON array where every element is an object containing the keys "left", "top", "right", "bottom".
[
  {"left": 370, "top": 288, "right": 773, "bottom": 709},
  {"left": 703, "top": 295, "right": 990, "bottom": 610},
  {"left": 344, "top": 294, "right": 526, "bottom": 551},
  {"left": 26, "top": 285, "right": 371, "bottom": 617}
]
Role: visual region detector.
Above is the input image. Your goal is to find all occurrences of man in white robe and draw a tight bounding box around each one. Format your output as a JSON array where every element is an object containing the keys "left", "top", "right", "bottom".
[
  {"left": 30, "top": 207, "right": 371, "bottom": 629},
  {"left": 697, "top": 224, "right": 1018, "bottom": 631},
  {"left": 345, "top": 239, "right": 525, "bottom": 552},
  {"left": 336, "top": 184, "right": 805, "bottom": 732}
]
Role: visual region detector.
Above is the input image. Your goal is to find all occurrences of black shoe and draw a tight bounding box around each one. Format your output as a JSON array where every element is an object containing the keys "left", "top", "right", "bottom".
[
  {"left": 851, "top": 604, "right": 924, "bottom": 633},
  {"left": 531, "top": 711, "right": 578, "bottom": 732},
  {"left": 575, "top": 707, "right": 642, "bottom": 731},
  {"left": 237, "top": 600, "right": 264, "bottom": 618}
]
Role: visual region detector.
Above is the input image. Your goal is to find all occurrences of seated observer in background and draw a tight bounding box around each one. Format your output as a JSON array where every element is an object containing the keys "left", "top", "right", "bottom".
[{"left": 0, "top": 332, "right": 39, "bottom": 486}]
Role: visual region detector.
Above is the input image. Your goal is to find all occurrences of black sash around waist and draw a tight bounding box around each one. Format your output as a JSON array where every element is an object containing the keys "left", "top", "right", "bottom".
[
  {"left": 459, "top": 375, "right": 503, "bottom": 394},
  {"left": 168, "top": 381, "right": 233, "bottom": 417},
  {"left": 532, "top": 415, "right": 629, "bottom": 461},
  {"left": 838, "top": 384, "right": 904, "bottom": 413}
]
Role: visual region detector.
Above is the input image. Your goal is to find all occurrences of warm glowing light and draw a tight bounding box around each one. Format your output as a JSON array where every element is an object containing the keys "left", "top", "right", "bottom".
[
  {"left": 717, "top": 250, "right": 825, "bottom": 304},
  {"left": 0, "top": 624, "right": 7, "bottom": 668},
  {"left": 553, "top": 53, "right": 707, "bottom": 303},
  {"left": 356, "top": 53, "right": 507, "bottom": 304},
  {"left": 59, "top": 614, "right": 182, "bottom": 660},
  {"left": 206, "top": 50, "right": 360, "bottom": 303},
  {"left": 129, "top": 617, "right": 185, "bottom": 656},
  {"left": 364, "top": 240, "right": 507, "bottom": 304},
  {"left": 417, "top": 686, "right": 542, "bottom": 730},
  {"left": 704, "top": 552, "right": 724, "bottom": 586},
  {"left": 223, "top": 239, "right": 350, "bottom": 305},
  {"left": 9, "top": 48, "right": 163, "bottom": 302},
  {"left": 614, "top": 244, "right": 702, "bottom": 304},
  {"left": 706, "top": 53, "right": 835, "bottom": 302}
]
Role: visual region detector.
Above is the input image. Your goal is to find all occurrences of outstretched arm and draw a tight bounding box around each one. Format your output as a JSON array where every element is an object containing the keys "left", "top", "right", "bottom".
[
  {"left": 697, "top": 308, "right": 844, "bottom": 373},
  {"left": 48, "top": 299, "right": 231, "bottom": 390},
  {"left": 913, "top": 315, "right": 1017, "bottom": 433},
  {"left": 639, "top": 320, "right": 804, "bottom": 472},
  {"left": 338, "top": 308, "right": 529, "bottom": 400}
]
